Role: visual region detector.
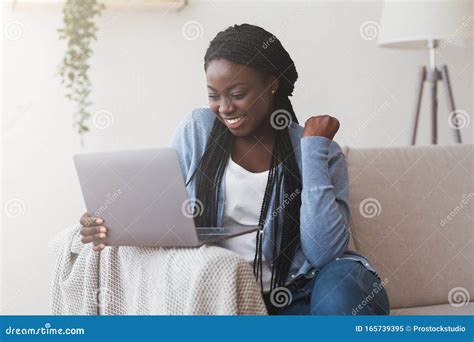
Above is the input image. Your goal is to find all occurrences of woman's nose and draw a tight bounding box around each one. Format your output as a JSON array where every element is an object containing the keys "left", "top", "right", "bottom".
[{"left": 219, "top": 97, "right": 234, "bottom": 115}]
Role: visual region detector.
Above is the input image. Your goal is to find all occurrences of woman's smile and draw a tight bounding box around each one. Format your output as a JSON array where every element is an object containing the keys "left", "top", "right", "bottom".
[{"left": 222, "top": 114, "right": 248, "bottom": 129}]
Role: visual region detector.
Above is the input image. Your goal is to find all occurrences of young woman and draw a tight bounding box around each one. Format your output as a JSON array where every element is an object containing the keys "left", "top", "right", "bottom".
[{"left": 79, "top": 24, "right": 390, "bottom": 315}]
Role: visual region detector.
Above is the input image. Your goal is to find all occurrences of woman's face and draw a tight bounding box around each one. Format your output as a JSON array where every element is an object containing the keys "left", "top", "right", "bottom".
[{"left": 206, "top": 58, "right": 277, "bottom": 138}]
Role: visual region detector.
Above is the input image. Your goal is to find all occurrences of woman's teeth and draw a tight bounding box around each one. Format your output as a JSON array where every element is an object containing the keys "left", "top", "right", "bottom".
[{"left": 225, "top": 116, "right": 244, "bottom": 124}]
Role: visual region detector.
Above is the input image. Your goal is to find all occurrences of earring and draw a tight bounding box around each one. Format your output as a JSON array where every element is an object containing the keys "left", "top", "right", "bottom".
[{"left": 271, "top": 89, "right": 276, "bottom": 94}]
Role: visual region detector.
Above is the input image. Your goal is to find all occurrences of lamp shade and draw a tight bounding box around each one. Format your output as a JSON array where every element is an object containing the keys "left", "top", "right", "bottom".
[{"left": 378, "top": 0, "right": 473, "bottom": 49}]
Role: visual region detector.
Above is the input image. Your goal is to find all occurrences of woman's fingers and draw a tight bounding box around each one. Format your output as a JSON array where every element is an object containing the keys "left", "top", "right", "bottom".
[
  {"left": 92, "top": 243, "right": 105, "bottom": 252},
  {"left": 92, "top": 238, "right": 106, "bottom": 251},
  {"left": 80, "top": 225, "right": 107, "bottom": 237},
  {"left": 80, "top": 232, "right": 107, "bottom": 244},
  {"left": 80, "top": 213, "right": 104, "bottom": 227},
  {"left": 79, "top": 212, "right": 107, "bottom": 250}
]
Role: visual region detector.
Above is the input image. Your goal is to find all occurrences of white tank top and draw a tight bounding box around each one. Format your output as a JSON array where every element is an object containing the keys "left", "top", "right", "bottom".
[{"left": 216, "top": 154, "right": 273, "bottom": 293}]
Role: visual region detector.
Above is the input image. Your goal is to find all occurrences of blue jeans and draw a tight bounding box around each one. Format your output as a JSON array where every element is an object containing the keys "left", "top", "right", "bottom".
[{"left": 262, "top": 259, "right": 390, "bottom": 315}]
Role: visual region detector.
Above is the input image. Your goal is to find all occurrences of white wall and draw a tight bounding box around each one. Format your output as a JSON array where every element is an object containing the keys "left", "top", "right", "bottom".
[{"left": 2, "top": 0, "right": 472, "bottom": 314}]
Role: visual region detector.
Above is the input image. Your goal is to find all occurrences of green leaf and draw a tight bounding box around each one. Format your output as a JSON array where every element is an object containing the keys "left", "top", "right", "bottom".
[{"left": 58, "top": 0, "right": 105, "bottom": 140}]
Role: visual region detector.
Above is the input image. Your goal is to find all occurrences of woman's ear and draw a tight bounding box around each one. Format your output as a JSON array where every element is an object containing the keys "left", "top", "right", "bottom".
[{"left": 269, "top": 77, "right": 279, "bottom": 94}]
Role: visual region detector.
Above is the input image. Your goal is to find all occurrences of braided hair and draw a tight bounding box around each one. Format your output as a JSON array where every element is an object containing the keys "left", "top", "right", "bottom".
[{"left": 186, "top": 24, "right": 302, "bottom": 295}]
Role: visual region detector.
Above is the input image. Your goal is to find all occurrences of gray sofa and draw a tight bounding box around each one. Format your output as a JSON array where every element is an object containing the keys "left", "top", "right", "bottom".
[{"left": 342, "top": 143, "right": 473, "bottom": 315}]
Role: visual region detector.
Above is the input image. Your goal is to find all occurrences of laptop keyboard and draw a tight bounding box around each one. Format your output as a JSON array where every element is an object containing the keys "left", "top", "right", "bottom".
[{"left": 196, "top": 228, "right": 233, "bottom": 236}]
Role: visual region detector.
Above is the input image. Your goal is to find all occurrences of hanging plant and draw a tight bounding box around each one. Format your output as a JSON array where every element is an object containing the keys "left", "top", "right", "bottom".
[{"left": 58, "top": 0, "right": 106, "bottom": 138}]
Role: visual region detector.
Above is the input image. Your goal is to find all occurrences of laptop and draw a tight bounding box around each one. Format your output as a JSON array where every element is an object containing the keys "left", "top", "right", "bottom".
[{"left": 73, "top": 148, "right": 260, "bottom": 247}]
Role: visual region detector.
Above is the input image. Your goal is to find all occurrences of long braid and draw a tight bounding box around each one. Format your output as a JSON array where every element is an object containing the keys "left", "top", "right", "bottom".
[
  {"left": 272, "top": 128, "right": 301, "bottom": 288},
  {"left": 188, "top": 24, "right": 302, "bottom": 297},
  {"left": 186, "top": 119, "right": 232, "bottom": 228},
  {"left": 253, "top": 134, "right": 279, "bottom": 288}
]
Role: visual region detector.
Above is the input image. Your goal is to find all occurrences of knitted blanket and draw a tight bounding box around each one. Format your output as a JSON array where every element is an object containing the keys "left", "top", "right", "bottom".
[{"left": 49, "top": 224, "right": 268, "bottom": 315}]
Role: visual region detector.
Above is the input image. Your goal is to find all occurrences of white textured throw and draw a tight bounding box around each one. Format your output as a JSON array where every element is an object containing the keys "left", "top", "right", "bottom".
[{"left": 49, "top": 225, "right": 268, "bottom": 315}]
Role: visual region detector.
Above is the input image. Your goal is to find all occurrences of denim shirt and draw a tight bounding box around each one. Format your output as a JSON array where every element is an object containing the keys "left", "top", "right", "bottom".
[{"left": 169, "top": 108, "right": 377, "bottom": 284}]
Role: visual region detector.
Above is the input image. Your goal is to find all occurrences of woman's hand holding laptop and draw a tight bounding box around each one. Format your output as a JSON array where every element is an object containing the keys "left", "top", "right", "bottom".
[{"left": 79, "top": 212, "right": 108, "bottom": 251}]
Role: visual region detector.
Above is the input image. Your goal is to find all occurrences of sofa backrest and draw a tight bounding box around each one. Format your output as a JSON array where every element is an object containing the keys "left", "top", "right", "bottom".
[{"left": 343, "top": 143, "right": 473, "bottom": 309}]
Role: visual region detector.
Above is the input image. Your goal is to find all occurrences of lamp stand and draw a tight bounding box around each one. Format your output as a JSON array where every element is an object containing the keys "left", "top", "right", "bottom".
[{"left": 410, "top": 40, "right": 463, "bottom": 145}]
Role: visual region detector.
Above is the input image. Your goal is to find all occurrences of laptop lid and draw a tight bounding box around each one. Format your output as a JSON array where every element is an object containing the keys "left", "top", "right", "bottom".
[{"left": 73, "top": 148, "right": 200, "bottom": 247}]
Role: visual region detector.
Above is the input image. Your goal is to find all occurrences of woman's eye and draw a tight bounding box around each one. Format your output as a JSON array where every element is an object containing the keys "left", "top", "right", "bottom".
[
  {"left": 231, "top": 93, "right": 245, "bottom": 99},
  {"left": 208, "top": 94, "right": 218, "bottom": 100}
]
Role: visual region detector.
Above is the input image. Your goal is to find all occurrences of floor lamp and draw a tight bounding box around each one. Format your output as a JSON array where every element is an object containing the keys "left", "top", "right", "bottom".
[{"left": 378, "top": 0, "right": 473, "bottom": 145}]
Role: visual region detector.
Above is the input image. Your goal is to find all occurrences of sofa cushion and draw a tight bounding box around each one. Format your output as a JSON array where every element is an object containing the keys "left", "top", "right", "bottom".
[
  {"left": 345, "top": 143, "right": 473, "bottom": 309},
  {"left": 391, "top": 302, "right": 474, "bottom": 315}
]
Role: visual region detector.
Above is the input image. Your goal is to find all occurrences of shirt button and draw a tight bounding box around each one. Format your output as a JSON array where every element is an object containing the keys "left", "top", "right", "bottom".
[
  {"left": 336, "top": 257, "right": 340, "bottom": 260},
  {"left": 365, "top": 262, "right": 369, "bottom": 266},
  {"left": 291, "top": 274, "right": 296, "bottom": 278}
]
